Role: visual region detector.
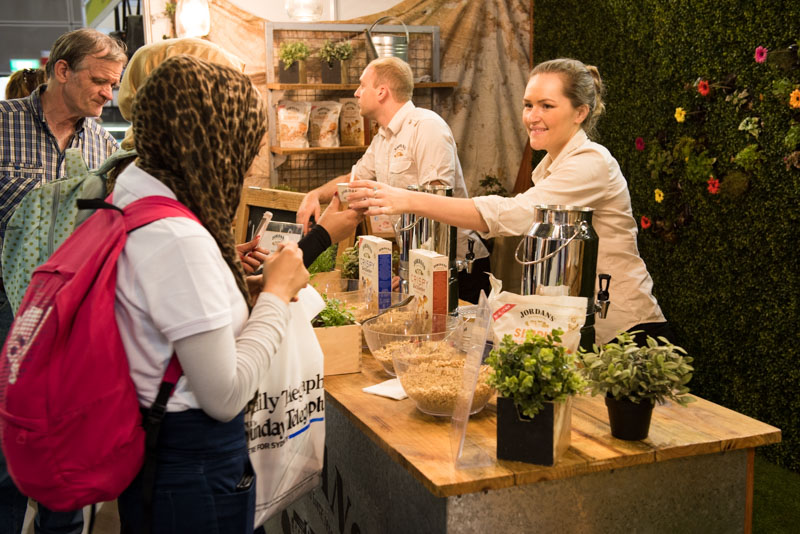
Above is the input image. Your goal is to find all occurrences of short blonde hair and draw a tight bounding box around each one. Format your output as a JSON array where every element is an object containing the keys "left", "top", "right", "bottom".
[{"left": 367, "top": 57, "right": 414, "bottom": 102}]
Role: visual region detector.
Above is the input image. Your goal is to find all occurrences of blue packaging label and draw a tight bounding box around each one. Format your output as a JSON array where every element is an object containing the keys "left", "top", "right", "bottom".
[{"left": 378, "top": 253, "right": 392, "bottom": 309}]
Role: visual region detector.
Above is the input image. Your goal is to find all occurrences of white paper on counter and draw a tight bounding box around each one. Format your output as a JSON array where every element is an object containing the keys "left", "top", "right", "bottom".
[{"left": 362, "top": 378, "right": 407, "bottom": 400}]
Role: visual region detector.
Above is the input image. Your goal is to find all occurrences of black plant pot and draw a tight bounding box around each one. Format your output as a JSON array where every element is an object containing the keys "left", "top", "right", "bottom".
[
  {"left": 605, "top": 395, "right": 654, "bottom": 441},
  {"left": 278, "top": 60, "right": 298, "bottom": 83},
  {"left": 320, "top": 60, "right": 341, "bottom": 83},
  {"left": 496, "top": 397, "right": 571, "bottom": 466},
  {"left": 278, "top": 60, "right": 305, "bottom": 83}
]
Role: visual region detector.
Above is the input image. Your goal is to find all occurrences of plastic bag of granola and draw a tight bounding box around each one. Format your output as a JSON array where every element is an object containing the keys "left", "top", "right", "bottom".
[
  {"left": 277, "top": 100, "right": 311, "bottom": 148},
  {"left": 487, "top": 274, "right": 587, "bottom": 352},
  {"left": 309, "top": 101, "right": 342, "bottom": 147},
  {"left": 339, "top": 98, "right": 364, "bottom": 146}
]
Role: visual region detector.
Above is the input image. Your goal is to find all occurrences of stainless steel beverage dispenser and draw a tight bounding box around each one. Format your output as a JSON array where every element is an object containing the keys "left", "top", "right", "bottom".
[
  {"left": 396, "top": 185, "right": 458, "bottom": 313},
  {"left": 515, "top": 205, "right": 611, "bottom": 349}
]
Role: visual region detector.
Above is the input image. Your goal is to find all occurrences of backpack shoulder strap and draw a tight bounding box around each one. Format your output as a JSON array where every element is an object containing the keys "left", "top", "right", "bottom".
[{"left": 122, "top": 195, "right": 201, "bottom": 232}]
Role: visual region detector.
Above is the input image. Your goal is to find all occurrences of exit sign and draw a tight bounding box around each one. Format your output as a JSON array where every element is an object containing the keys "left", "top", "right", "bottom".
[{"left": 10, "top": 59, "right": 40, "bottom": 72}]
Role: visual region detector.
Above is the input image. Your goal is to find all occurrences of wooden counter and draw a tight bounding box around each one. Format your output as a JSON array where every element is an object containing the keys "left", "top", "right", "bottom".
[
  {"left": 325, "top": 355, "right": 780, "bottom": 498},
  {"left": 264, "top": 353, "right": 781, "bottom": 534}
]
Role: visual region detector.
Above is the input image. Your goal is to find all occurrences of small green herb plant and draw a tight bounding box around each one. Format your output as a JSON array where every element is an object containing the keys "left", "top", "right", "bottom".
[
  {"left": 486, "top": 329, "right": 586, "bottom": 418},
  {"left": 319, "top": 40, "right": 353, "bottom": 66},
  {"left": 478, "top": 174, "right": 509, "bottom": 197},
  {"left": 340, "top": 242, "right": 359, "bottom": 279},
  {"left": 279, "top": 42, "right": 311, "bottom": 69},
  {"left": 577, "top": 332, "right": 695, "bottom": 406},
  {"left": 312, "top": 295, "right": 356, "bottom": 328},
  {"left": 307, "top": 244, "right": 337, "bottom": 275}
]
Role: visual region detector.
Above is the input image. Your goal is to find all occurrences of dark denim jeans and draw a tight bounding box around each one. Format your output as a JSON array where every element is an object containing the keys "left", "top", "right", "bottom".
[
  {"left": 118, "top": 410, "right": 254, "bottom": 534},
  {"left": 0, "top": 286, "right": 84, "bottom": 534}
]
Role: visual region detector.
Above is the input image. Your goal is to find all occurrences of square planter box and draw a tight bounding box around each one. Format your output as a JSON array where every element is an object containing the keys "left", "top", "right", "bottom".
[
  {"left": 315, "top": 323, "right": 361, "bottom": 376},
  {"left": 309, "top": 270, "right": 342, "bottom": 293},
  {"left": 277, "top": 60, "right": 307, "bottom": 83},
  {"left": 320, "top": 60, "right": 341, "bottom": 83},
  {"left": 496, "top": 396, "right": 572, "bottom": 466}
]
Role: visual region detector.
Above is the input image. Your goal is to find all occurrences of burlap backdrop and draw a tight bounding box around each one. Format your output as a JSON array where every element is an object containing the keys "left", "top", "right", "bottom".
[{"left": 147, "top": 0, "right": 532, "bottom": 194}]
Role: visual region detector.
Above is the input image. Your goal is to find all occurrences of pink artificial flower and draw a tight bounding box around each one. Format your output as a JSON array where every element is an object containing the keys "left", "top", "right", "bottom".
[
  {"left": 640, "top": 215, "right": 652, "bottom": 229},
  {"left": 635, "top": 137, "right": 646, "bottom": 151},
  {"left": 754, "top": 46, "right": 768, "bottom": 63}
]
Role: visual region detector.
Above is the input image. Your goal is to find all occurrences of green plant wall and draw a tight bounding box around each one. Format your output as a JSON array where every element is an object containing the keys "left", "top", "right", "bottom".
[{"left": 533, "top": 0, "right": 800, "bottom": 470}]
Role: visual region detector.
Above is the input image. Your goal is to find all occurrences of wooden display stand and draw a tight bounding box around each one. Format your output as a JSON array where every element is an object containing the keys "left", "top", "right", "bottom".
[{"left": 264, "top": 354, "right": 780, "bottom": 534}]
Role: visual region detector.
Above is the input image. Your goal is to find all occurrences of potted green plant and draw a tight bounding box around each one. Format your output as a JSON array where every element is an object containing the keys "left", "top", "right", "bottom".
[
  {"left": 319, "top": 40, "right": 341, "bottom": 83},
  {"left": 319, "top": 40, "right": 354, "bottom": 84},
  {"left": 278, "top": 41, "right": 311, "bottom": 83},
  {"left": 313, "top": 294, "right": 361, "bottom": 376},
  {"left": 486, "top": 328, "right": 585, "bottom": 465},
  {"left": 578, "top": 332, "right": 695, "bottom": 441}
]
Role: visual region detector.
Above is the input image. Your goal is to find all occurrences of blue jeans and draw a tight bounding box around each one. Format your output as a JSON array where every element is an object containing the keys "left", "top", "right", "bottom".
[
  {"left": 118, "top": 410, "right": 255, "bottom": 534},
  {"left": 0, "top": 286, "right": 83, "bottom": 534}
]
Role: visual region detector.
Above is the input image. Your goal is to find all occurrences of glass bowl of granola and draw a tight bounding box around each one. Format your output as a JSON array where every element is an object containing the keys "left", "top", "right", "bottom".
[
  {"left": 361, "top": 311, "right": 462, "bottom": 376},
  {"left": 390, "top": 341, "right": 494, "bottom": 417}
]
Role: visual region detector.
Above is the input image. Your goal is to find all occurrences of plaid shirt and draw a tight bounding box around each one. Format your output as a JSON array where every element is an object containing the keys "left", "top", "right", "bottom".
[{"left": 0, "top": 85, "right": 118, "bottom": 266}]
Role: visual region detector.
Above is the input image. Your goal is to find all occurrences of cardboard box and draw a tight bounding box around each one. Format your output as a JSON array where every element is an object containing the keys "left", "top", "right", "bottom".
[
  {"left": 258, "top": 220, "right": 303, "bottom": 253},
  {"left": 409, "top": 248, "right": 449, "bottom": 319},
  {"left": 314, "top": 323, "right": 361, "bottom": 375},
  {"left": 358, "top": 235, "right": 392, "bottom": 311}
]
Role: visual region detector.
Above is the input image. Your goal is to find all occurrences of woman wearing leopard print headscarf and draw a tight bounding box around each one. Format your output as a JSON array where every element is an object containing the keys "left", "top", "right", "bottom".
[{"left": 113, "top": 55, "right": 308, "bottom": 533}]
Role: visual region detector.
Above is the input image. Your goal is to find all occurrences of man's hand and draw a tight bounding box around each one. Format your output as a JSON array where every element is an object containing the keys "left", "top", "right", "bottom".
[
  {"left": 297, "top": 190, "right": 322, "bottom": 235},
  {"left": 316, "top": 195, "right": 364, "bottom": 243}
]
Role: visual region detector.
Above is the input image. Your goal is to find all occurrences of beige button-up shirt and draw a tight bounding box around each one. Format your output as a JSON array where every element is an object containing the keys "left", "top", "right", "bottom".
[
  {"left": 473, "top": 129, "right": 665, "bottom": 343},
  {"left": 353, "top": 101, "right": 489, "bottom": 261}
]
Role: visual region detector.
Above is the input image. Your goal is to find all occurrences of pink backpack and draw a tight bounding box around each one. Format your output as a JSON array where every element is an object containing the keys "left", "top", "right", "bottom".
[{"left": 0, "top": 195, "right": 198, "bottom": 511}]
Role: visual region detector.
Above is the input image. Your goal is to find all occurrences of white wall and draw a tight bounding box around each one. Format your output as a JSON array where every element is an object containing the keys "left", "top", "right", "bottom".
[{"left": 227, "top": 0, "right": 400, "bottom": 22}]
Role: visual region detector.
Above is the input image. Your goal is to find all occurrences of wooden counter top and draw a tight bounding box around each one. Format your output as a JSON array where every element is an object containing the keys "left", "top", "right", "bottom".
[{"left": 324, "top": 353, "right": 781, "bottom": 498}]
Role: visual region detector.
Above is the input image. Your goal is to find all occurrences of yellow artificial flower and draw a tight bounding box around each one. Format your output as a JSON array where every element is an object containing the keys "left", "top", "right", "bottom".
[
  {"left": 790, "top": 89, "right": 800, "bottom": 109},
  {"left": 674, "top": 107, "right": 686, "bottom": 123},
  {"left": 654, "top": 189, "right": 664, "bottom": 203}
]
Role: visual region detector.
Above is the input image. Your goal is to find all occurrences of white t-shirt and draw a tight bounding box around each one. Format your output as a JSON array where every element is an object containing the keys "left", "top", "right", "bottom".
[
  {"left": 113, "top": 164, "right": 249, "bottom": 411},
  {"left": 473, "top": 129, "right": 665, "bottom": 343},
  {"left": 353, "top": 100, "right": 489, "bottom": 261}
]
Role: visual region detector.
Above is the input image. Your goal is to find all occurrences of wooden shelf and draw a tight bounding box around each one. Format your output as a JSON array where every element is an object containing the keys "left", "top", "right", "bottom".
[
  {"left": 270, "top": 145, "right": 369, "bottom": 155},
  {"left": 266, "top": 82, "right": 458, "bottom": 90}
]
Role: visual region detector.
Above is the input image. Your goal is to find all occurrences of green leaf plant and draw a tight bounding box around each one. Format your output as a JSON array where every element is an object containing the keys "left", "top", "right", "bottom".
[
  {"left": 486, "top": 329, "right": 586, "bottom": 419},
  {"left": 578, "top": 332, "right": 695, "bottom": 406},
  {"left": 278, "top": 41, "right": 311, "bottom": 69},
  {"left": 312, "top": 295, "right": 356, "bottom": 328}
]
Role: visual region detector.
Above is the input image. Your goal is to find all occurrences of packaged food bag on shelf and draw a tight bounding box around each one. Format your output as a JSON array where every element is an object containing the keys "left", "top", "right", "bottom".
[
  {"left": 309, "top": 101, "right": 342, "bottom": 147},
  {"left": 358, "top": 235, "right": 392, "bottom": 311},
  {"left": 277, "top": 100, "right": 311, "bottom": 148},
  {"left": 487, "top": 274, "right": 587, "bottom": 353},
  {"left": 339, "top": 98, "right": 365, "bottom": 146}
]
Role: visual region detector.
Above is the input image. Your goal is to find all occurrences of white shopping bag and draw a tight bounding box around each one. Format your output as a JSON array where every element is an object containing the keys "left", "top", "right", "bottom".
[{"left": 245, "top": 286, "right": 326, "bottom": 527}]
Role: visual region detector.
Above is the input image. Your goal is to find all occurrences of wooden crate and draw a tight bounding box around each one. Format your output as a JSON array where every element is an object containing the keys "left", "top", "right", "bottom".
[{"left": 315, "top": 323, "right": 361, "bottom": 376}]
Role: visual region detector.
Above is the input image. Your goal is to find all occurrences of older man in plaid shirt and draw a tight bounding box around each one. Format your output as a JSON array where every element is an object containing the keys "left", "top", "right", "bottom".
[{"left": 0, "top": 28, "right": 126, "bottom": 534}]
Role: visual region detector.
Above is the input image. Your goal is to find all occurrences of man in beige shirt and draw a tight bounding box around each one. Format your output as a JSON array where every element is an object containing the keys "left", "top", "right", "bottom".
[{"left": 297, "top": 57, "right": 491, "bottom": 302}]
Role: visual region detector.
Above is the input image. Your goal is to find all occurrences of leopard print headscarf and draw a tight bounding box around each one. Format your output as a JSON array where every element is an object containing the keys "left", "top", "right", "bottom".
[{"left": 131, "top": 55, "right": 266, "bottom": 306}]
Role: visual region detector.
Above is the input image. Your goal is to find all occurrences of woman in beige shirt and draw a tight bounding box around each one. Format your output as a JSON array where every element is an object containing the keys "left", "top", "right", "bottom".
[{"left": 349, "top": 58, "right": 671, "bottom": 346}]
